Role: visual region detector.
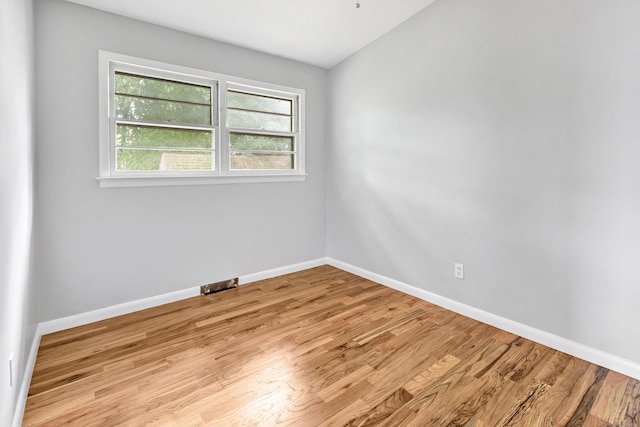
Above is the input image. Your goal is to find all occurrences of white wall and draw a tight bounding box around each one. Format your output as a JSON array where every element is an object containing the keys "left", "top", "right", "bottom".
[
  {"left": 35, "top": 0, "right": 327, "bottom": 321},
  {"left": 0, "top": 0, "right": 38, "bottom": 424},
  {"left": 328, "top": 0, "right": 640, "bottom": 364}
]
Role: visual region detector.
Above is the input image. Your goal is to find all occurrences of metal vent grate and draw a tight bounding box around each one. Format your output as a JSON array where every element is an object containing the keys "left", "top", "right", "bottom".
[
  {"left": 200, "top": 278, "right": 239, "bottom": 295},
  {"left": 200, "top": 277, "right": 238, "bottom": 295}
]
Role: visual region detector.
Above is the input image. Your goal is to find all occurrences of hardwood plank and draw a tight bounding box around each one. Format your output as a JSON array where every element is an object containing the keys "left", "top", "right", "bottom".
[
  {"left": 317, "top": 365, "right": 375, "bottom": 402},
  {"left": 344, "top": 388, "right": 413, "bottom": 426},
  {"left": 23, "top": 265, "right": 640, "bottom": 426},
  {"left": 565, "top": 366, "right": 610, "bottom": 426}
]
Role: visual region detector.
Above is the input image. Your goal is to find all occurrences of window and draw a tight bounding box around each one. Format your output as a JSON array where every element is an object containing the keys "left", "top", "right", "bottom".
[
  {"left": 227, "top": 88, "right": 296, "bottom": 171},
  {"left": 98, "top": 51, "right": 305, "bottom": 187}
]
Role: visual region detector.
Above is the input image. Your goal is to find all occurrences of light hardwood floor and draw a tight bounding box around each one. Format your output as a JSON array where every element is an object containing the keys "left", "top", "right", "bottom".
[{"left": 24, "top": 266, "right": 640, "bottom": 426}]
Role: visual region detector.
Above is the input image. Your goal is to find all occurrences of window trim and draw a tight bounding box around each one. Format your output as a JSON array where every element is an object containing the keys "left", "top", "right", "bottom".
[{"left": 98, "top": 51, "right": 306, "bottom": 187}]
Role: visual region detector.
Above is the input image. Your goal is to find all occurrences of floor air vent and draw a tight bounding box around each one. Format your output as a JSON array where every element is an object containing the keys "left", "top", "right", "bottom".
[{"left": 201, "top": 278, "right": 239, "bottom": 295}]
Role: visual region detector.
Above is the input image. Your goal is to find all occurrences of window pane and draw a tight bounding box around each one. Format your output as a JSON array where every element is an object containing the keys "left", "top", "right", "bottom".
[
  {"left": 230, "top": 153, "right": 293, "bottom": 170},
  {"left": 115, "top": 72, "right": 211, "bottom": 104},
  {"left": 158, "top": 152, "right": 213, "bottom": 171},
  {"left": 227, "top": 109, "right": 291, "bottom": 131},
  {"left": 227, "top": 91, "right": 291, "bottom": 115},
  {"left": 115, "top": 94, "right": 211, "bottom": 125},
  {"left": 116, "top": 149, "right": 213, "bottom": 171},
  {"left": 116, "top": 125, "right": 212, "bottom": 149},
  {"left": 230, "top": 133, "right": 293, "bottom": 151}
]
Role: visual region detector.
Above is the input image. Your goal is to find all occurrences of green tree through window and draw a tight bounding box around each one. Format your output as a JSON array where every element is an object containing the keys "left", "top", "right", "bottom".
[{"left": 114, "top": 72, "right": 214, "bottom": 171}]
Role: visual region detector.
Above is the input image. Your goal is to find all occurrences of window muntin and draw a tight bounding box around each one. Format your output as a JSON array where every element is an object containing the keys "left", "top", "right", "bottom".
[
  {"left": 115, "top": 125, "right": 213, "bottom": 171},
  {"left": 229, "top": 133, "right": 295, "bottom": 170},
  {"left": 227, "top": 90, "right": 293, "bottom": 132},
  {"left": 115, "top": 73, "right": 212, "bottom": 105},
  {"left": 99, "top": 51, "right": 305, "bottom": 186}
]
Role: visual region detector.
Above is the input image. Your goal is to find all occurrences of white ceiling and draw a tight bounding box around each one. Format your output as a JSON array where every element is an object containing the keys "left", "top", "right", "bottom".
[{"left": 65, "top": 0, "right": 436, "bottom": 69}]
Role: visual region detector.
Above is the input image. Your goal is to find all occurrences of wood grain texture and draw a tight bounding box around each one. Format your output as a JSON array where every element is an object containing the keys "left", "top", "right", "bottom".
[{"left": 23, "top": 266, "right": 640, "bottom": 426}]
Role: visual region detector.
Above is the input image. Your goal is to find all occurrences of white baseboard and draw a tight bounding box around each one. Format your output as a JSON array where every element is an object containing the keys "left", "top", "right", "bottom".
[
  {"left": 12, "top": 326, "right": 41, "bottom": 427},
  {"left": 20, "top": 255, "right": 637, "bottom": 427},
  {"left": 38, "top": 287, "right": 201, "bottom": 335},
  {"left": 327, "top": 257, "right": 640, "bottom": 381},
  {"left": 15, "top": 258, "right": 329, "bottom": 424},
  {"left": 239, "top": 257, "right": 328, "bottom": 285},
  {"left": 37, "top": 257, "right": 330, "bottom": 336}
]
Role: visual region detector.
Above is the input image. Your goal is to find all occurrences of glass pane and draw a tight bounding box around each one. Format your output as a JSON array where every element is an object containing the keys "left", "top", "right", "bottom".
[
  {"left": 227, "top": 109, "right": 291, "bottom": 132},
  {"left": 230, "top": 153, "right": 293, "bottom": 170},
  {"left": 115, "top": 94, "right": 212, "bottom": 125},
  {"left": 115, "top": 72, "right": 211, "bottom": 104},
  {"left": 116, "top": 149, "right": 213, "bottom": 171},
  {"left": 116, "top": 125, "right": 212, "bottom": 149},
  {"left": 230, "top": 133, "right": 293, "bottom": 152},
  {"left": 227, "top": 91, "right": 291, "bottom": 115}
]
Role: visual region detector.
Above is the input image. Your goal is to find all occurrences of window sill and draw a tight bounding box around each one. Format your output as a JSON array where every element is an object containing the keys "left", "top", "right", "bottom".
[{"left": 97, "top": 174, "right": 307, "bottom": 188}]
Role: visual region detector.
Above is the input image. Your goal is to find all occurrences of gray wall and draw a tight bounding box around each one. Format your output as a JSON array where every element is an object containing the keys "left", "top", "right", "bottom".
[
  {"left": 0, "top": 0, "right": 38, "bottom": 423},
  {"left": 328, "top": 0, "right": 640, "bottom": 363},
  {"left": 35, "top": 0, "right": 327, "bottom": 321}
]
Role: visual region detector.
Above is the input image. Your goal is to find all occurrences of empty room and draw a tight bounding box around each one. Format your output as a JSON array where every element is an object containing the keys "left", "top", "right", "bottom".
[{"left": 2, "top": 0, "right": 640, "bottom": 425}]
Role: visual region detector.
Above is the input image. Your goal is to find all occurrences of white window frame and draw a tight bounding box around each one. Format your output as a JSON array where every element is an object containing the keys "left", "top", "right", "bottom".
[{"left": 98, "top": 51, "right": 306, "bottom": 188}]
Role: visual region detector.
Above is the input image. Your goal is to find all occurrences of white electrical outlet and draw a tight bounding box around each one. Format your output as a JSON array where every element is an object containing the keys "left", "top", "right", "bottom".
[
  {"left": 454, "top": 263, "right": 464, "bottom": 279},
  {"left": 9, "top": 352, "right": 14, "bottom": 387}
]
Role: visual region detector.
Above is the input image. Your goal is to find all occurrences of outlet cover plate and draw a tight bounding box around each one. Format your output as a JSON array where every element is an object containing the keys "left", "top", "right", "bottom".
[{"left": 454, "top": 263, "right": 464, "bottom": 279}]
